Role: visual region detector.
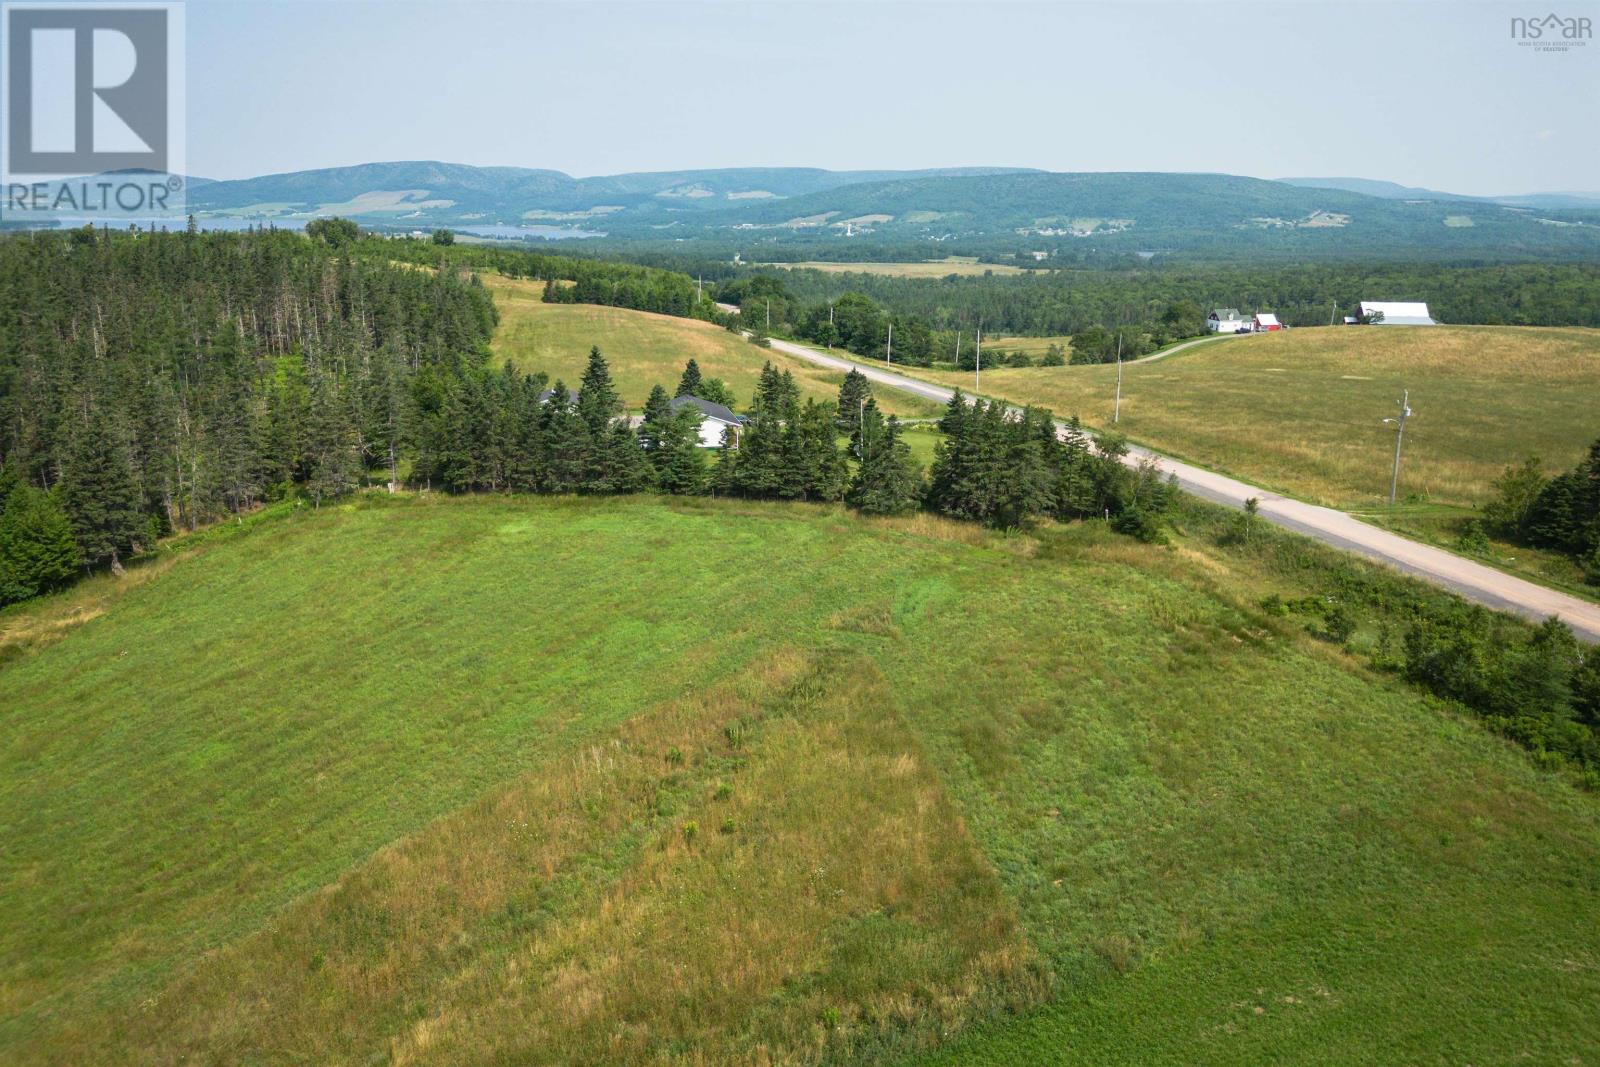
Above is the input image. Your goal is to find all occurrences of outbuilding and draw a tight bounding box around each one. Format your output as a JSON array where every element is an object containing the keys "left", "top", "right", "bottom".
[
  {"left": 1358, "top": 301, "right": 1436, "bottom": 325},
  {"left": 669, "top": 395, "right": 746, "bottom": 448},
  {"left": 1253, "top": 312, "right": 1282, "bottom": 331}
]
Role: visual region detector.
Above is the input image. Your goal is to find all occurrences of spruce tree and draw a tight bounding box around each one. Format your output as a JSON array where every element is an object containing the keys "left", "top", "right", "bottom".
[
  {"left": 577, "top": 346, "right": 622, "bottom": 435},
  {"left": 305, "top": 372, "right": 363, "bottom": 506},
  {"left": 837, "top": 368, "right": 872, "bottom": 437},
  {"left": 656, "top": 408, "right": 709, "bottom": 495},
  {"left": 60, "top": 408, "right": 144, "bottom": 570},
  {"left": 638, "top": 384, "right": 674, "bottom": 455},
  {"left": 797, "top": 399, "right": 848, "bottom": 501},
  {"left": 676, "top": 358, "right": 704, "bottom": 398},
  {"left": 540, "top": 380, "right": 592, "bottom": 492},
  {"left": 848, "top": 415, "right": 923, "bottom": 515},
  {"left": 508, "top": 374, "right": 548, "bottom": 492},
  {"left": 603, "top": 422, "right": 656, "bottom": 494},
  {"left": 0, "top": 483, "right": 83, "bottom": 603}
]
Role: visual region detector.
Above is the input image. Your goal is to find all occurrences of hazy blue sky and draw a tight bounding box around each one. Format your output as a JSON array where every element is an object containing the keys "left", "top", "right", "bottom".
[{"left": 187, "top": 1, "right": 1598, "bottom": 194}]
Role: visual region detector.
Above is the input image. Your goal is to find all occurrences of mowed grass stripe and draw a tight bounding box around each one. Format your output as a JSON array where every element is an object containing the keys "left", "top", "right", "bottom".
[
  {"left": 50, "top": 650, "right": 1043, "bottom": 1064},
  {"left": 0, "top": 496, "right": 953, "bottom": 1046}
]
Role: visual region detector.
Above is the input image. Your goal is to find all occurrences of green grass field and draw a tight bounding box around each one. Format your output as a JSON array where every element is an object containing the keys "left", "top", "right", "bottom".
[
  {"left": 981, "top": 335, "right": 1075, "bottom": 358},
  {"left": 3, "top": 494, "right": 1597, "bottom": 1064},
  {"left": 485, "top": 274, "right": 941, "bottom": 419},
  {"left": 907, "top": 325, "right": 1600, "bottom": 595},
  {"left": 917, "top": 326, "right": 1600, "bottom": 510}
]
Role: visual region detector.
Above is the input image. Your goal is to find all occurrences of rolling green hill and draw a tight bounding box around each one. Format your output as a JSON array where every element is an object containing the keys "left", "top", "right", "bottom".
[
  {"left": 2, "top": 494, "right": 1597, "bottom": 1063},
  {"left": 484, "top": 274, "right": 943, "bottom": 418}
]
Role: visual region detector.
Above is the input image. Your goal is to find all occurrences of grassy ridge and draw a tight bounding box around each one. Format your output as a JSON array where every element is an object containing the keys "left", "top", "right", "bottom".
[
  {"left": 3, "top": 495, "right": 1598, "bottom": 1062},
  {"left": 485, "top": 274, "right": 941, "bottom": 418}
]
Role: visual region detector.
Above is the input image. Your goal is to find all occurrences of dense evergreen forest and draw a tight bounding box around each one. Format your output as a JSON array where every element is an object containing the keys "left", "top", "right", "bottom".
[{"left": 0, "top": 227, "right": 497, "bottom": 565}]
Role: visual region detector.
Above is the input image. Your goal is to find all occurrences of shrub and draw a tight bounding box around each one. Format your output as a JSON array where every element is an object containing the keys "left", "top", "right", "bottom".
[
  {"left": 1322, "top": 603, "right": 1357, "bottom": 645},
  {"left": 1456, "top": 518, "right": 1491, "bottom": 556}
]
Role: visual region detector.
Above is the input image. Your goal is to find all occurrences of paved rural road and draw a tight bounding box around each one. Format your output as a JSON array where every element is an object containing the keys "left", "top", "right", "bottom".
[{"left": 764, "top": 336, "right": 1600, "bottom": 643}]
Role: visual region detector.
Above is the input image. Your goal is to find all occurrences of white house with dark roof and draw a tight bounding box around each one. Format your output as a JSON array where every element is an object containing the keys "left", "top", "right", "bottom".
[
  {"left": 1358, "top": 301, "right": 1436, "bottom": 326},
  {"left": 1208, "top": 308, "right": 1249, "bottom": 333},
  {"left": 670, "top": 395, "right": 746, "bottom": 448}
]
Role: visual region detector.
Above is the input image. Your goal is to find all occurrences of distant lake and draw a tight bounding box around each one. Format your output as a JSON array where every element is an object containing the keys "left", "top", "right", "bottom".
[
  {"left": 455, "top": 223, "right": 604, "bottom": 240},
  {"left": 54, "top": 217, "right": 606, "bottom": 241}
]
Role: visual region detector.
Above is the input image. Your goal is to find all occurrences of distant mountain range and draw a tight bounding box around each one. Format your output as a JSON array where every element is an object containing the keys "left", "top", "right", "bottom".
[
  {"left": 1279, "top": 177, "right": 1600, "bottom": 211},
  {"left": 176, "top": 162, "right": 1600, "bottom": 260},
  {"left": 185, "top": 162, "right": 1040, "bottom": 226}
]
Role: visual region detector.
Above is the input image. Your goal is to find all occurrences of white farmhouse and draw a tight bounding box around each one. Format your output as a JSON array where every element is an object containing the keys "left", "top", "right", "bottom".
[
  {"left": 1208, "top": 308, "right": 1250, "bottom": 333},
  {"left": 1358, "top": 301, "right": 1436, "bottom": 325},
  {"left": 670, "top": 395, "right": 746, "bottom": 448}
]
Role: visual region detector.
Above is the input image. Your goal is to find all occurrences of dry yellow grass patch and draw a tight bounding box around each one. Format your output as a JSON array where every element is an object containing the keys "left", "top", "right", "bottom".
[
  {"left": 0, "top": 555, "right": 180, "bottom": 660},
  {"left": 73, "top": 652, "right": 1042, "bottom": 1065}
]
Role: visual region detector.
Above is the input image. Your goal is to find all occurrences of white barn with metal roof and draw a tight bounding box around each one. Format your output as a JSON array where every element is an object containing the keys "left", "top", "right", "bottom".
[{"left": 1359, "top": 301, "right": 1436, "bottom": 326}]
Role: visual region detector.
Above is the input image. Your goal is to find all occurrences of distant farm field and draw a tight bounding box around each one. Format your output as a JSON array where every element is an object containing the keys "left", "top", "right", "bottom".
[
  {"left": 763, "top": 256, "right": 1035, "bottom": 278},
  {"left": 485, "top": 274, "right": 940, "bottom": 417},
  {"left": 915, "top": 325, "right": 1600, "bottom": 509},
  {"left": 982, "top": 335, "right": 1075, "bottom": 357},
  {"left": 3, "top": 495, "right": 1598, "bottom": 1063}
]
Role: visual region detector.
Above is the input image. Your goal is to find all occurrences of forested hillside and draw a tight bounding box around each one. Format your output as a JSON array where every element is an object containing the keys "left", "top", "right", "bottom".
[
  {"left": 0, "top": 228, "right": 499, "bottom": 569},
  {"left": 738, "top": 261, "right": 1600, "bottom": 336}
]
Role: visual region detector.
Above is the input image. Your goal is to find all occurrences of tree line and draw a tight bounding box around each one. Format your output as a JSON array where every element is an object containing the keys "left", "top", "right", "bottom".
[
  {"left": 1, "top": 227, "right": 1176, "bottom": 608},
  {"left": 1482, "top": 440, "right": 1600, "bottom": 583},
  {"left": 722, "top": 261, "right": 1600, "bottom": 337},
  {"left": 369, "top": 233, "right": 715, "bottom": 321}
]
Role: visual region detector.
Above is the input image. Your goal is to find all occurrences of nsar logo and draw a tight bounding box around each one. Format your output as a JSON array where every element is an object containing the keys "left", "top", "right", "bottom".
[{"left": 1510, "top": 11, "right": 1592, "bottom": 50}]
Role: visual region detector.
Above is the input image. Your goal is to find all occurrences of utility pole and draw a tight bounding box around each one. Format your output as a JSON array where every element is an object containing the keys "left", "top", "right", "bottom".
[
  {"left": 765, "top": 298, "right": 770, "bottom": 331},
  {"left": 953, "top": 329, "right": 961, "bottom": 369},
  {"left": 1328, "top": 301, "right": 1336, "bottom": 327},
  {"left": 827, "top": 302, "right": 834, "bottom": 348},
  {"left": 975, "top": 321, "right": 982, "bottom": 392},
  {"left": 1384, "top": 389, "right": 1412, "bottom": 505},
  {"left": 697, "top": 274, "right": 703, "bottom": 304},
  {"left": 886, "top": 321, "right": 893, "bottom": 364},
  {"left": 1113, "top": 333, "right": 1124, "bottom": 423}
]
